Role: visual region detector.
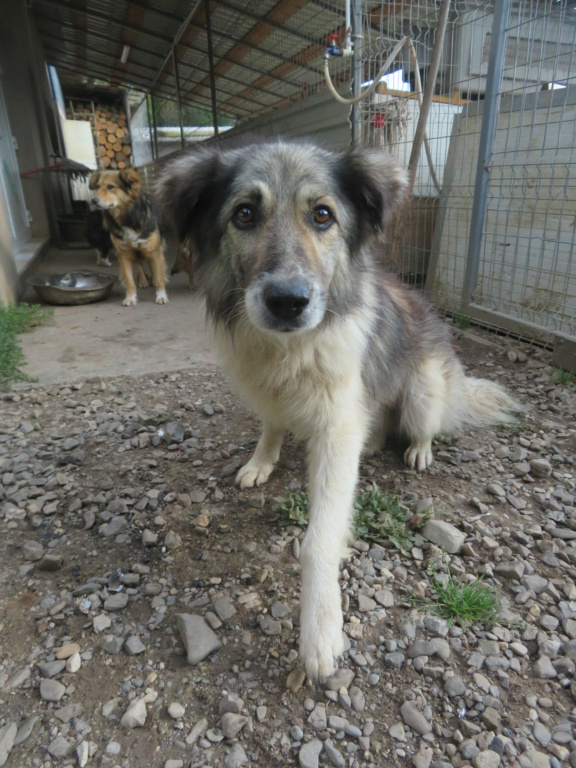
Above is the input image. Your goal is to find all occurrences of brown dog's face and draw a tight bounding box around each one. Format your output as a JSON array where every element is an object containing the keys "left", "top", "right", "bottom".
[
  {"left": 89, "top": 169, "right": 142, "bottom": 211},
  {"left": 160, "top": 142, "right": 407, "bottom": 333}
]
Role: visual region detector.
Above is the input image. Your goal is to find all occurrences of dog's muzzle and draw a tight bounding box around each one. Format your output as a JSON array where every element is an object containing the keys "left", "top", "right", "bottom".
[
  {"left": 246, "top": 275, "right": 324, "bottom": 333},
  {"left": 263, "top": 279, "right": 310, "bottom": 322}
]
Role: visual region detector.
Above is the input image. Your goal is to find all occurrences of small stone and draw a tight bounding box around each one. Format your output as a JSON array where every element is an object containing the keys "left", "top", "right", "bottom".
[
  {"left": 286, "top": 668, "right": 306, "bottom": 693},
  {"left": 38, "top": 554, "right": 63, "bottom": 571},
  {"left": 388, "top": 722, "right": 406, "bottom": 741},
  {"left": 533, "top": 656, "right": 557, "bottom": 679},
  {"left": 55, "top": 642, "right": 80, "bottom": 659},
  {"left": 213, "top": 596, "right": 237, "bottom": 622},
  {"left": 66, "top": 652, "right": 81, "bottom": 673},
  {"left": 324, "top": 739, "right": 345, "bottom": 768},
  {"left": 224, "top": 743, "right": 249, "bottom": 768},
  {"left": 299, "top": 739, "right": 323, "bottom": 768},
  {"left": 103, "top": 635, "right": 124, "bottom": 655},
  {"left": 325, "top": 667, "right": 355, "bottom": 691},
  {"left": 472, "top": 750, "right": 501, "bottom": 768},
  {"left": 168, "top": 702, "right": 186, "bottom": 720},
  {"left": 164, "top": 530, "right": 182, "bottom": 549},
  {"left": 23, "top": 540, "right": 44, "bottom": 561},
  {"left": 413, "top": 747, "right": 434, "bottom": 768},
  {"left": 39, "top": 678, "right": 66, "bottom": 702},
  {"left": 104, "top": 593, "right": 129, "bottom": 611},
  {"left": 46, "top": 736, "right": 73, "bottom": 758},
  {"left": 308, "top": 703, "right": 327, "bottom": 730},
  {"left": 124, "top": 636, "right": 146, "bottom": 655},
  {"left": 76, "top": 741, "right": 89, "bottom": 768},
  {"left": 444, "top": 675, "right": 466, "bottom": 697},
  {"left": 219, "top": 693, "right": 244, "bottom": 715},
  {"left": 0, "top": 722, "right": 17, "bottom": 768},
  {"left": 121, "top": 698, "right": 147, "bottom": 728},
  {"left": 349, "top": 686, "right": 366, "bottom": 712},
  {"left": 422, "top": 519, "right": 466, "bottom": 553},
  {"left": 374, "top": 589, "right": 394, "bottom": 607},
  {"left": 358, "top": 594, "right": 377, "bottom": 612},
  {"left": 186, "top": 718, "right": 208, "bottom": 745},
  {"left": 530, "top": 459, "right": 552, "bottom": 478},
  {"left": 400, "top": 701, "right": 431, "bottom": 735},
  {"left": 13, "top": 716, "right": 38, "bottom": 747},
  {"left": 93, "top": 614, "right": 112, "bottom": 633},
  {"left": 221, "top": 713, "right": 248, "bottom": 739},
  {"left": 258, "top": 614, "right": 281, "bottom": 635},
  {"left": 142, "top": 529, "right": 158, "bottom": 546},
  {"left": 177, "top": 613, "right": 221, "bottom": 664}
]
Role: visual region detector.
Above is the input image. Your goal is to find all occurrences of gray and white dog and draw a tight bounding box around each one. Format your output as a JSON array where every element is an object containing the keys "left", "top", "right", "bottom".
[{"left": 159, "top": 140, "right": 521, "bottom": 681}]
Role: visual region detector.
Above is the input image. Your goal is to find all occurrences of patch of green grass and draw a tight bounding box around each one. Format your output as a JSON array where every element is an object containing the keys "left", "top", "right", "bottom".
[
  {"left": 278, "top": 483, "right": 431, "bottom": 554},
  {"left": 451, "top": 312, "right": 472, "bottom": 330},
  {"left": 425, "top": 576, "right": 500, "bottom": 627},
  {"left": 353, "top": 483, "right": 430, "bottom": 553},
  {"left": 0, "top": 303, "right": 53, "bottom": 390},
  {"left": 553, "top": 366, "right": 576, "bottom": 387}
]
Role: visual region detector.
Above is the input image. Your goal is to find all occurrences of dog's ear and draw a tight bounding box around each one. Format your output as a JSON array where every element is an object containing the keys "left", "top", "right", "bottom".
[
  {"left": 88, "top": 172, "right": 100, "bottom": 190},
  {"left": 340, "top": 149, "right": 409, "bottom": 235},
  {"left": 119, "top": 168, "right": 141, "bottom": 193},
  {"left": 157, "top": 149, "right": 227, "bottom": 242}
]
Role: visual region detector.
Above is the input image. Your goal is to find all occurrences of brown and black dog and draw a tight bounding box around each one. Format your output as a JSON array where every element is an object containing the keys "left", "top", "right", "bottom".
[{"left": 89, "top": 168, "right": 168, "bottom": 306}]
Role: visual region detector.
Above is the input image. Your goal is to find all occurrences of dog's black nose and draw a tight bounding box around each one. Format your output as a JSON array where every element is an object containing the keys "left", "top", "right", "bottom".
[{"left": 264, "top": 279, "right": 310, "bottom": 320}]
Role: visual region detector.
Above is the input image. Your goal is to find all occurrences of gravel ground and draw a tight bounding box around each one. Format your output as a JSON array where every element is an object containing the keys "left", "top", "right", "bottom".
[{"left": 1, "top": 327, "right": 576, "bottom": 768}]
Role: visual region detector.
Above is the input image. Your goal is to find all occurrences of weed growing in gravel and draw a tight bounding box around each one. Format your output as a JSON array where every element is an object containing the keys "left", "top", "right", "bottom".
[
  {"left": 426, "top": 576, "right": 501, "bottom": 627},
  {"left": 279, "top": 483, "right": 430, "bottom": 554},
  {"left": 0, "top": 303, "right": 53, "bottom": 390},
  {"left": 553, "top": 366, "right": 576, "bottom": 387},
  {"left": 451, "top": 312, "right": 472, "bottom": 330},
  {"left": 278, "top": 491, "right": 310, "bottom": 527}
]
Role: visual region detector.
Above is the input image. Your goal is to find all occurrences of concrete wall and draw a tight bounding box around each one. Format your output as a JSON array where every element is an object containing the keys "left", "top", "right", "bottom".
[{"left": 0, "top": 0, "right": 54, "bottom": 303}]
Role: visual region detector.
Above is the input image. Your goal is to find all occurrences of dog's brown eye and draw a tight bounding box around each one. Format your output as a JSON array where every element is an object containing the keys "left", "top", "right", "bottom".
[
  {"left": 107, "top": 184, "right": 115, "bottom": 190},
  {"left": 313, "top": 207, "right": 332, "bottom": 227},
  {"left": 234, "top": 205, "right": 255, "bottom": 227}
]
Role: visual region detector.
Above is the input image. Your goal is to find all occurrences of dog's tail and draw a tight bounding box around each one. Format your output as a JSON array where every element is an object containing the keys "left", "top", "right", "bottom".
[{"left": 461, "top": 376, "right": 525, "bottom": 429}]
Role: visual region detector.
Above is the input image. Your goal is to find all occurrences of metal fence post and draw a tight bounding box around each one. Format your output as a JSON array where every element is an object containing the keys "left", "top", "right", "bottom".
[
  {"left": 351, "top": 0, "right": 362, "bottom": 146},
  {"left": 204, "top": 0, "right": 219, "bottom": 137},
  {"left": 173, "top": 50, "right": 186, "bottom": 149},
  {"left": 462, "top": 0, "right": 511, "bottom": 308}
]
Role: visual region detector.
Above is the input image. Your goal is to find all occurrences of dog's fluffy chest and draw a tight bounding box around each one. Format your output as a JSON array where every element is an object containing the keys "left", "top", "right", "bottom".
[
  {"left": 217, "top": 321, "right": 368, "bottom": 437},
  {"left": 117, "top": 227, "right": 147, "bottom": 245}
]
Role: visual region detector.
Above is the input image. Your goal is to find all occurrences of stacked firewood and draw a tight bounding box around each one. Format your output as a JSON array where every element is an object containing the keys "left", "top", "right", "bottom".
[{"left": 66, "top": 101, "right": 132, "bottom": 170}]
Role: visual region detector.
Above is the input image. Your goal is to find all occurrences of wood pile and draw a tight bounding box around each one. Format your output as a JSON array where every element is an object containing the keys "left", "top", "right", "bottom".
[{"left": 66, "top": 100, "right": 132, "bottom": 170}]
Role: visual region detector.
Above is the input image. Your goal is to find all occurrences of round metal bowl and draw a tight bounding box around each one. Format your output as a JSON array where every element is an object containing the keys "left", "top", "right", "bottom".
[{"left": 27, "top": 271, "right": 116, "bottom": 306}]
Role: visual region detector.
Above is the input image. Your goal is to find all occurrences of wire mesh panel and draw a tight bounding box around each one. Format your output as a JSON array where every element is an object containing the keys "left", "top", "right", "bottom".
[
  {"left": 432, "top": 1, "right": 574, "bottom": 339},
  {"left": 359, "top": 1, "right": 576, "bottom": 342}
]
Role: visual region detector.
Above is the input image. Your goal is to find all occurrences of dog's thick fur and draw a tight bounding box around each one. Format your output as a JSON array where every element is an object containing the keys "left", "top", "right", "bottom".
[
  {"left": 159, "top": 140, "right": 521, "bottom": 681},
  {"left": 89, "top": 169, "right": 168, "bottom": 306}
]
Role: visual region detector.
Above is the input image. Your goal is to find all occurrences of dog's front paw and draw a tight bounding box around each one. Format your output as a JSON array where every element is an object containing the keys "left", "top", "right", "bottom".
[
  {"left": 404, "top": 441, "right": 433, "bottom": 471},
  {"left": 299, "top": 612, "right": 344, "bottom": 682},
  {"left": 236, "top": 461, "right": 274, "bottom": 489},
  {"left": 122, "top": 294, "right": 138, "bottom": 307},
  {"left": 155, "top": 290, "right": 169, "bottom": 305}
]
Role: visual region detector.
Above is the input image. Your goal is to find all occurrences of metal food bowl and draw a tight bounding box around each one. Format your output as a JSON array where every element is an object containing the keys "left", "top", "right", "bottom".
[{"left": 27, "top": 271, "right": 116, "bottom": 306}]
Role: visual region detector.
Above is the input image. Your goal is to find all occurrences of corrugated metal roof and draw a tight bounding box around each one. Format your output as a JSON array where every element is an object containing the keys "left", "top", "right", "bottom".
[{"left": 31, "top": 0, "right": 354, "bottom": 121}]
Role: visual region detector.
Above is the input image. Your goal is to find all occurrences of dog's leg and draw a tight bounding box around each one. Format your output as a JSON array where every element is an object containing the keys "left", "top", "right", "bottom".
[
  {"left": 299, "top": 388, "right": 367, "bottom": 681},
  {"left": 135, "top": 262, "right": 150, "bottom": 288},
  {"left": 236, "top": 423, "right": 283, "bottom": 489},
  {"left": 95, "top": 249, "right": 111, "bottom": 267},
  {"left": 145, "top": 243, "right": 169, "bottom": 305},
  {"left": 400, "top": 357, "right": 447, "bottom": 471},
  {"left": 116, "top": 249, "right": 138, "bottom": 307}
]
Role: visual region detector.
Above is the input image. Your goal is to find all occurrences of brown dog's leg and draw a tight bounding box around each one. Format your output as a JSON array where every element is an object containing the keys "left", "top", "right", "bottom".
[
  {"left": 135, "top": 261, "right": 150, "bottom": 288},
  {"left": 116, "top": 247, "right": 138, "bottom": 306},
  {"left": 141, "top": 235, "right": 168, "bottom": 305}
]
